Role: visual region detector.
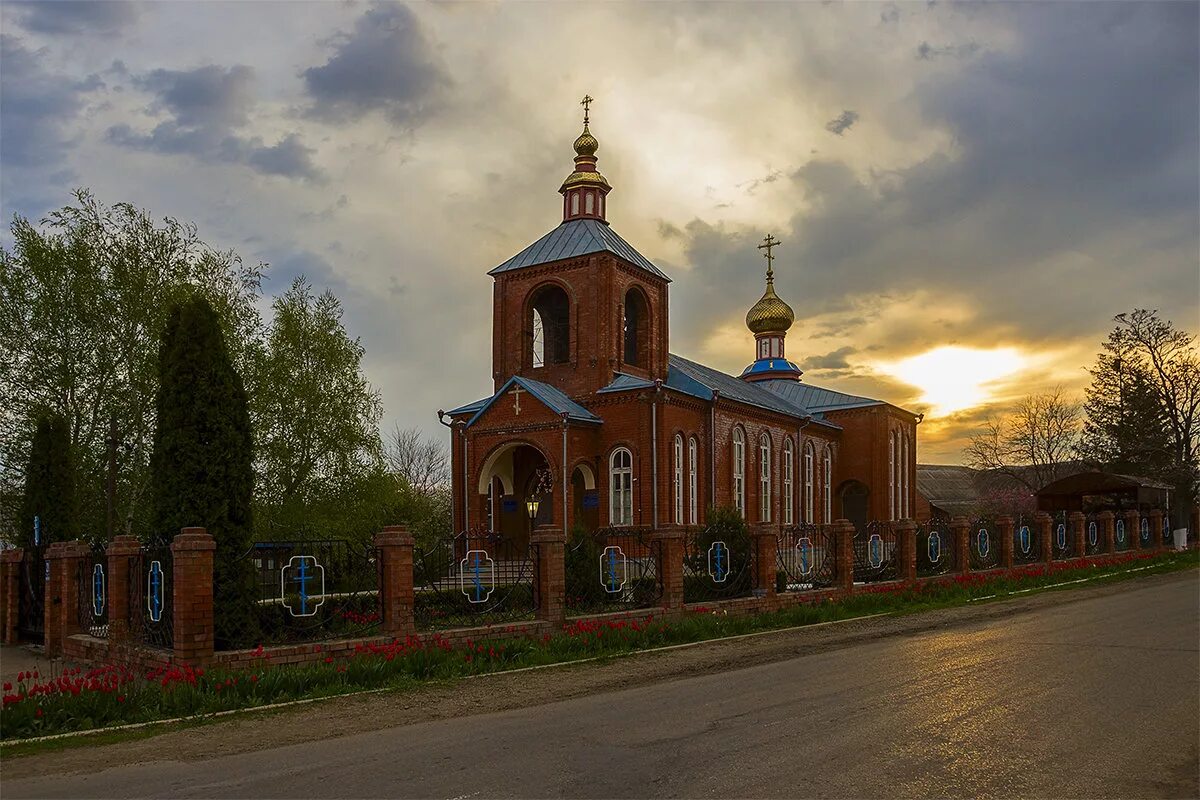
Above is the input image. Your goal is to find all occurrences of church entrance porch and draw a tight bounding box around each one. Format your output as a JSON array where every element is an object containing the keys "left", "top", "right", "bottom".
[{"left": 477, "top": 442, "right": 556, "bottom": 552}]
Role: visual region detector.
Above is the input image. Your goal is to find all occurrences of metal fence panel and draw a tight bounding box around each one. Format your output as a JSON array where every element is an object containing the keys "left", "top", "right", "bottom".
[{"left": 414, "top": 529, "right": 536, "bottom": 630}]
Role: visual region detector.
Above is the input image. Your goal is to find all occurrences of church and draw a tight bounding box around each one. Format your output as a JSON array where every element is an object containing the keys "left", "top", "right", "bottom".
[{"left": 442, "top": 100, "right": 921, "bottom": 547}]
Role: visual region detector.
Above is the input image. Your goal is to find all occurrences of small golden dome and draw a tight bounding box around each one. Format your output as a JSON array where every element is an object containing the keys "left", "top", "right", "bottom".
[
  {"left": 746, "top": 280, "right": 795, "bottom": 334},
  {"left": 574, "top": 125, "right": 598, "bottom": 157}
]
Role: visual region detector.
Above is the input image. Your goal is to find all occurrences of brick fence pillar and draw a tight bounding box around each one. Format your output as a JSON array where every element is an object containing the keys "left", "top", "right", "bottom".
[
  {"left": 43, "top": 542, "right": 65, "bottom": 656},
  {"left": 834, "top": 519, "right": 855, "bottom": 593},
  {"left": 532, "top": 525, "right": 565, "bottom": 626},
  {"left": 651, "top": 526, "right": 684, "bottom": 611},
  {"left": 49, "top": 540, "right": 88, "bottom": 655},
  {"left": 895, "top": 520, "right": 917, "bottom": 584},
  {"left": 997, "top": 515, "right": 1014, "bottom": 570},
  {"left": 171, "top": 527, "right": 216, "bottom": 666},
  {"left": 1069, "top": 512, "right": 1086, "bottom": 557},
  {"left": 1124, "top": 509, "right": 1142, "bottom": 552},
  {"left": 951, "top": 516, "right": 970, "bottom": 574},
  {"left": 1149, "top": 509, "right": 1165, "bottom": 553},
  {"left": 375, "top": 526, "right": 415, "bottom": 638},
  {"left": 1098, "top": 511, "right": 1115, "bottom": 554},
  {"left": 0, "top": 548, "right": 22, "bottom": 644},
  {"left": 105, "top": 535, "right": 141, "bottom": 650},
  {"left": 1036, "top": 512, "right": 1054, "bottom": 563},
  {"left": 751, "top": 525, "right": 778, "bottom": 600}
]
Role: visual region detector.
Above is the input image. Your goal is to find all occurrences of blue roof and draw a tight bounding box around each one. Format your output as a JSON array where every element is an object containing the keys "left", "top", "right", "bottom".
[
  {"left": 488, "top": 218, "right": 670, "bottom": 281},
  {"left": 597, "top": 373, "right": 655, "bottom": 394},
  {"left": 757, "top": 379, "right": 884, "bottom": 412},
  {"left": 739, "top": 358, "right": 804, "bottom": 379},
  {"left": 668, "top": 354, "right": 805, "bottom": 419},
  {"left": 445, "top": 396, "right": 489, "bottom": 416},
  {"left": 463, "top": 375, "right": 602, "bottom": 427}
]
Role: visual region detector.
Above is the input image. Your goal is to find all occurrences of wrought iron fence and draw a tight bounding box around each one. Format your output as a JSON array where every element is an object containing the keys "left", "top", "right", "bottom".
[
  {"left": 853, "top": 521, "right": 898, "bottom": 583},
  {"left": 76, "top": 549, "right": 108, "bottom": 638},
  {"left": 1013, "top": 517, "right": 1040, "bottom": 564},
  {"left": 1084, "top": 514, "right": 1103, "bottom": 555},
  {"left": 1051, "top": 513, "right": 1073, "bottom": 560},
  {"left": 128, "top": 547, "right": 174, "bottom": 650},
  {"left": 1162, "top": 516, "right": 1172, "bottom": 547},
  {"left": 217, "top": 539, "right": 381, "bottom": 649},
  {"left": 565, "top": 527, "right": 661, "bottom": 614},
  {"left": 1113, "top": 517, "right": 1131, "bottom": 551},
  {"left": 683, "top": 525, "right": 754, "bottom": 602},
  {"left": 916, "top": 519, "right": 955, "bottom": 577},
  {"left": 1137, "top": 516, "right": 1153, "bottom": 548},
  {"left": 414, "top": 529, "right": 536, "bottom": 630},
  {"left": 968, "top": 518, "right": 1000, "bottom": 571},
  {"left": 17, "top": 541, "right": 46, "bottom": 643},
  {"left": 777, "top": 524, "right": 837, "bottom": 591}
]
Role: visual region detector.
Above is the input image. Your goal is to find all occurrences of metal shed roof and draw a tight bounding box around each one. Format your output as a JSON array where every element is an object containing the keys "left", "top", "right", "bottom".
[{"left": 488, "top": 218, "right": 669, "bottom": 281}]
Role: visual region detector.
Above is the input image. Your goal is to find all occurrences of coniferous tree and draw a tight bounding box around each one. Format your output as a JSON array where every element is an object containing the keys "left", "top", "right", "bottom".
[
  {"left": 18, "top": 411, "right": 77, "bottom": 547},
  {"left": 149, "top": 296, "right": 257, "bottom": 647}
]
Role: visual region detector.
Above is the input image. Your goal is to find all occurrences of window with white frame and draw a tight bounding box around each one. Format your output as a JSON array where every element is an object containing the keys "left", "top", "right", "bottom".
[
  {"left": 823, "top": 446, "right": 832, "bottom": 522},
  {"left": 782, "top": 438, "right": 794, "bottom": 525},
  {"left": 804, "top": 441, "right": 815, "bottom": 523},
  {"left": 759, "top": 433, "right": 772, "bottom": 522},
  {"left": 901, "top": 433, "right": 909, "bottom": 519},
  {"left": 732, "top": 428, "right": 745, "bottom": 517},
  {"left": 609, "top": 448, "right": 633, "bottom": 526},
  {"left": 673, "top": 434, "right": 684, "bottom": 525},
  {"left": 688, "top": 437, "right": 698, "bottom": 525},
  {"left": 889, "top": 431, "right": 896, "bottom": 521}
]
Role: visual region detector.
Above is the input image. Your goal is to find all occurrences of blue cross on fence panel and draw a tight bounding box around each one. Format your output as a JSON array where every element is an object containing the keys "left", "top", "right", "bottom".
[
  {"left": 928, "top": 530, "right": 942, "bottom": 563},
  {"left": 1140, "top": 518, "right": 1150, "bottom": 544},
  {"left": 1115, "top": 519, "right": 1126, "bottom": 544},
  {"left": 977, "top": 528, "right": 991, "bottom": 558},
  {"left": 459, "top": 549, "right": 495, "bottom": 604},
  {"left": 1088, "top": 522, "right": 1098, "bottom": 547},
  {"left": 147, "top": 560, "right": 165, "bottom": 623},
  {"left": 1018, "top": 525, "right": 1032, "bottom": 555},
  {"left": 796, "top": 537, "right": 813, "bottom": 576},
  {"left": 868, "top": 533, "right": 884, "bottom": 568},
  {"left": 33, "top": 516, "right": 40, "bottom": 547},
  {"left": 281, "top": 555, "right": 326, "bottom": 617},
  {"left": 708, "top": 540, "right": 730, "bottom": 583},
  {"left": 1056, "top": 524, "right": 1067, "bottom": 550},
  {"left": 600, "top": 545, "right": 628, "bottom": 593},
  {"left": 92, "top": 563, "right": 106, "bottom": 617}
]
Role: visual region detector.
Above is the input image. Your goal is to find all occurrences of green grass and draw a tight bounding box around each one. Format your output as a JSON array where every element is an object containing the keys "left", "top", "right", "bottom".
[{"left": 2, "top": 549, "right": 1194, "bottom": 748}]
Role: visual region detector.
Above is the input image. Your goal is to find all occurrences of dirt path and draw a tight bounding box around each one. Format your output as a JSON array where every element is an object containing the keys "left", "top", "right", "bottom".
[{"left": 3, "top": 569, "right": 1195, "bottom": 780}]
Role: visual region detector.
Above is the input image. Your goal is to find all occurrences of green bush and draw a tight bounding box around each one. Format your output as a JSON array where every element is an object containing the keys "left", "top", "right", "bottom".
[{"left": 17, "top": 411, "right": 77, "bottom": 547}]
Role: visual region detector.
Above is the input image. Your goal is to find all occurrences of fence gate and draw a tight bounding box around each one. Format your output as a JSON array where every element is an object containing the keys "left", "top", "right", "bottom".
[{"left": 17, "top": 541, "right": 47, "bottom": 643}]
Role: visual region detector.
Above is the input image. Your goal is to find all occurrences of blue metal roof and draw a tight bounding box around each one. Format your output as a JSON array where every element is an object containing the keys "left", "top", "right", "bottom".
[
  {"left": 757, "top": 379, "right": 884, "bottom": 412},
  {"left": 668, "top": 354, "right": 806, "bottom": 419},
  {"left": 739, "top": 358, "right": 804, "bottom": 379},
  {"left": 597, "top": 373, "right": 655, "bottom": 394},
  {"left": 445, "top": 396, "right": 489, "bottom": 416},
  {"left": 488, "top": 218, "right": 670, "bottom": 281},
  {"left": 464, "top": 375, "right": 602, "bottom": 427}
]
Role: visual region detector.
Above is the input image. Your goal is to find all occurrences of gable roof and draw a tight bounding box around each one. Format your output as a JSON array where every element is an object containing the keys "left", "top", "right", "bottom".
[
  {"left": 916, "top": 464, "right": 981, "bottom": 515},
  {"left": 453, "top": 376, "right": 603, "bottom": 427},
  {"left": 597, "top": 373, "right": 655, "bottom": 394},
  {"left": 668, "top": 354, "right": 813, "bottom": 421},
  {"left": 488, "top": 218, "right": 670, "bottom": 281},
  {"left": 757, "top": 379, "right": 884, "bottom": 412}
]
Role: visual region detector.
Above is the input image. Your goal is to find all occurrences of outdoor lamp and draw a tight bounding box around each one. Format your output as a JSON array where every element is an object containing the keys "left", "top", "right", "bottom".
[{"left": 526, "top": 498, "right": 540, "bottom": 519}]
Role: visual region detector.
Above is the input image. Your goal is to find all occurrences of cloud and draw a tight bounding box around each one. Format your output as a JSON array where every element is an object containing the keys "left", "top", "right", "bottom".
[
  {"left": 7, "top": 0, "right": 139, "bottom": 36},
  {"left": 107, "top": 64, "right": 323, "bottom": 181},
  {"left": 302, "top": 3, "right": 449, "bottom": 125},
  {"left": 0, "top": 35, "right": 95, "bottom": 170},
  {"left": 916, "top": 41, "right": 981, "bottom": 60},
  {"left": 824, "top": 110, "right": 859, "bottom": 136},
  {"left": 801, "top": 346, "right": 858, "bottom": 371}
]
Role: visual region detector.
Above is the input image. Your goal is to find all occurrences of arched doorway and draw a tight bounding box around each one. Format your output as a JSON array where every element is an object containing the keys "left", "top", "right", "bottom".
[
  {"left": 476, "top": 442, "right": 554, "bottom": 550},
  {"left": 570, "top": 464, "right": 598, "bottom": 533},
  {"left": 840, "top": 480, "right": 869, "bottom": 534}
]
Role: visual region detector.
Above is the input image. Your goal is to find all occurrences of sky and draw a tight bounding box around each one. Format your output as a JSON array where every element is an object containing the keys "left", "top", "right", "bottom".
[{"left": 2, "top": 0, "right": 1197, "bottom": 464}]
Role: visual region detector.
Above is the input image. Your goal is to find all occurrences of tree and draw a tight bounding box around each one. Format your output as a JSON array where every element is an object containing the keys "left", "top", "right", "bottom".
[
  {"left": 149, "top": 296, "right": 256, "bottom": 647},
  {"left": 964, "top": 388, "right": 1082, "bottom": 492},
  {"left": 249, "top": 277, "right": 390, "bottom": 542},
  {"left": 383, "top": 426, "right": 451, "bottom": 551},
  {"left": 17, "top": 411, "right": 77, "bottom": 548},
  {"left": 0, "top": 190, "right": 262, "bottom": 542}
]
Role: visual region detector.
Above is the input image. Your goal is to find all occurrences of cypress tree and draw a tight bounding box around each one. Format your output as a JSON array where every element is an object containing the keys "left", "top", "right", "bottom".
[
  {"left": 18, "top": 411, "right": 78, "bottom": 548},
  {"left": 149, "top": 295, "right": 257, "bottom": 647}
]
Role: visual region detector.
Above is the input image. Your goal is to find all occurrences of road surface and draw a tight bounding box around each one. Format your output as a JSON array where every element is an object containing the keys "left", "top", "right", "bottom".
[{"left": 6, "top": 571, "right": 1199, "bottom": 798}]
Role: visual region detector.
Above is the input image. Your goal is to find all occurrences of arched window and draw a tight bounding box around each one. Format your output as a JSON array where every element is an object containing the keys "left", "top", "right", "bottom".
[
  {"left": 888, "top": 431, "right": 896, "bottom": 521},
  {"left": 732, "top": 428, "right": 745, "bottom": 518},
  {"left": 688, "top": 436, "right": 699, "bottom": 525},
  {"left": 804, "top": 441, "right": 815, "bottom": 523},
  {"left": 901, "top": 433, "right": 909, "bottom": 519},
  {"left": 529, "top": 285, "right": 569, "bottom": 366},
  {"left": 673, "top": 434, "right": 684, "bottom": 525},
  {"left": 570, "top": 193, "right": 579, "bottom": 216},
  {"left": 585, "top": 192, "right": 595, "bottom": 215},
  {"left": 609, "top": 448, "right": 633, "bottom": 527},
  {"left": 623, "top": 288, "right": 649, "bottom": 367},
  {"left": 782, "top": 438, "right": 794, "bottom": 525},
  {"left": 759, "top": 433, "right": 772, "bottom": 522},
  {"left": 823, "top": 446, "right": 832, "bottom": 522}
]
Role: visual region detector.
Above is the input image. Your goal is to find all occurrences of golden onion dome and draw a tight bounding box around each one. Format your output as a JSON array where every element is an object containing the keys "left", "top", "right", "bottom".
[
  {"left": 573, "top": 124, "right": 598, "bottom": 157},
  {"left": 746, "top": 279, "right": 795, "bottom": 334}
]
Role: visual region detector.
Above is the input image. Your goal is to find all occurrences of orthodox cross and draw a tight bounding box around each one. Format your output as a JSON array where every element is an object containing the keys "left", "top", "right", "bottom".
[
  {"left": 757, "top": 234, "right": 781, "bottom": 280},
  {"left": 580, "top": 94, "right": 593, "bottom": 126},
  {"left": 509, "top": 384, "right": 525, "bottom": 415}
]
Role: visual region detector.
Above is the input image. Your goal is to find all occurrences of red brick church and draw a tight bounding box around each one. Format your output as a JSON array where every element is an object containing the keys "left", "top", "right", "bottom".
[{"left": 442, "top": 102, "right": 920, "bottom": 547}]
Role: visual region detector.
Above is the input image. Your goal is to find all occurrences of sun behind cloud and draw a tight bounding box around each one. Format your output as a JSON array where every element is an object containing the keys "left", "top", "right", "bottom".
[{"left": 880, "top": 345, "right": 1027, "bottom": 417}]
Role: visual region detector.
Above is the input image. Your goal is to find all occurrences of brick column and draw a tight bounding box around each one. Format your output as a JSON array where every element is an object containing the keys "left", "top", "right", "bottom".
[
  {"left": 951, "top": 516, "right": 971, "bottom": 574},
  {"left": 1149, "top": 509, "right": 1165, "bottom": 553},
  {"left": 1068, "top": 512, "right": 1085, "bottom": 557},
  {"left": 51, "top": 540, "right": 88, "bottom": 655},
  {"left": 171, "top": 527, "right": 216, "bottom": 666},
  {"left": 895, "top": 520, "right": 917, "bottom": 584},
  {"left": 650, "top": 526, "right": 684, "bottom": 611},
  {"left": 43, "top": 542, "right": 65, "bottom": 655},
  {"left": 532, "top": 525, "right": 565, "bottom": 626},
  {"left": 106, "top": 535, "right": 141, "bottom": 648},
  {"left": 750, "top": 525, "right": 778, "bottom": 599},
  {"left": 375, "top": 526, "right": 415, "bottom": 637},
  {"left": 1098, "top": 511, "right": 1115, "bottom": 554},
  {"left": 0, "top": 548, "right": 22, "bottom": 644},
  {"left": 997, "top": 515, "right": 1014, "bottom": 570},
  {"left": 1036, "top": 512, "right": 1053, "bottom": 563},
  {"left": 1124, "top": 509, "right": 1142, "bottom": 552},
  {"left": 834, "top": 519, "right": 855, "bottom": 593}
]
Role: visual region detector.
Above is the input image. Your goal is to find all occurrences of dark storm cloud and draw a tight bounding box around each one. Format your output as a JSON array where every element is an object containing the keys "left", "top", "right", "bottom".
[
  {"left": 302, "top": 3, "right": 449, "bottom": 125},
  {"left": 7, "top": 0, "right": 139, "bottom": 36},
  {"left": 107, "top": 64, "right": 323, "bottom": 181},
  {"left": 824, "top": 110, "right": 859, "bottom": 136}
]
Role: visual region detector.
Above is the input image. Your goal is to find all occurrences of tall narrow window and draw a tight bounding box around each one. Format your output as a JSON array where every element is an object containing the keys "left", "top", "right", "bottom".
[
  {"left": 732, "top": 428, "right": 745, "bottom": 518},
  {"left": 609, "top": 448, "right": 633, "bottom": 526},
  {"left": 889, "top": 432, "right": 896, "bottom": 521},
  {"left": 759, "top": 433, "right": 772, "bottom": 522},
  {"left": 782, "top": 438, "right": 794, "bottom": 525},
  {"left": 673, "top": 434, "right": 684, "bottom": 525},
  {"left": 823, "top": 447, "right": 832, "bottom": 522},
  {"left": 688, "top": 437, "right": 698, "bottom": 525},
  {"left": 804, "top": 442, "right": 815, "bottom": 523},
  {"left": 571, "top": 193, "right": 580, "bottom": 215},
  {"left": 585, "top": 192, "right": 595, "bottom": 214},
  {"left": 623, "top": 288, "right": 649, "bottom": 367},
  {"left": 901, "top": 434, "right": 909, "bottom": 519},
  {"left": 529, "top": 285, "right": 569, "bottom": 366}
]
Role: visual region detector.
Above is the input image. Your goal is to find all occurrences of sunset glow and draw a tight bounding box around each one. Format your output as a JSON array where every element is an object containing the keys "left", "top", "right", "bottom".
[{"left": 882, "top": 346, "right": 1027, "bottom": 417}]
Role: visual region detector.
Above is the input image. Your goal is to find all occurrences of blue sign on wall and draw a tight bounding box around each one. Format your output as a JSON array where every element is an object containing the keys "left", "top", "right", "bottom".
[
  {"left": 582, "top": 491, "right": 600, "bottom": 510},
  {"left": 502, "top": 499, "right": 518, "bottom": 513}
]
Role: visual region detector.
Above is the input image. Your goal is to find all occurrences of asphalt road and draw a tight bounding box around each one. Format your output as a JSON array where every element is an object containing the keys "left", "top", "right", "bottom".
[{"left": 7, "top": 573, "right": 1199, "bottom": 799}]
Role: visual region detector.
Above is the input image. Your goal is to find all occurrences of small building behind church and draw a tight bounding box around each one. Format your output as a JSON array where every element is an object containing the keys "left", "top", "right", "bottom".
[{"left": 443, "top": 106, "right": 920, "bottom": 547}]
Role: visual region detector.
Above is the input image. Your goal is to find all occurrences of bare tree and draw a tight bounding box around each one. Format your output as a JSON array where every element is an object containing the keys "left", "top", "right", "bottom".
[
  {"left": 384, "top": 425, "right": 449, "bottom": 496},
  {"left": 965, "top": 387, "right": 1082, "bottom": 492}
]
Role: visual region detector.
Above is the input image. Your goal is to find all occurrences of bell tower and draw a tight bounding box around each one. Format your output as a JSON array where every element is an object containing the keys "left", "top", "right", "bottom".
[
  {"left": 559, "top": 95, "right": 611, "bottom": 223},
  {"left": 741, "top": 234, "right": 803, "bottom": 383}
]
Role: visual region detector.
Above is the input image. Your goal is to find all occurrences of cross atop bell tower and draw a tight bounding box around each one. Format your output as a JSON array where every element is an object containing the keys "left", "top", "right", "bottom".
[{"left": 560, "top": 95, "right": 611, "bottom": 223}]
